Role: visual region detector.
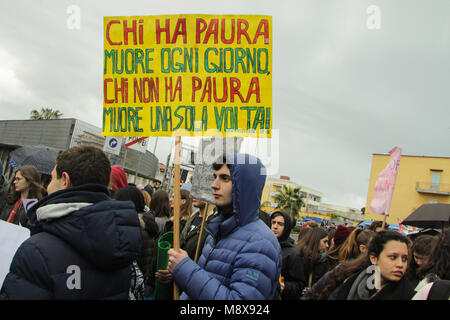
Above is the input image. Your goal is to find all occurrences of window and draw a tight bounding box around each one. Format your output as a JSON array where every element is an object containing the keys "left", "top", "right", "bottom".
[
  {"left": 431, "top": 173, "right": 440, "bottom": 191},
  {"left": 429, "top": 199, "right": 438, "bottom": 204}
]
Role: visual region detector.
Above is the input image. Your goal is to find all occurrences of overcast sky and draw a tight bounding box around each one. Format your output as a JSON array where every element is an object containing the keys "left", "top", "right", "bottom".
[{"left": 1, "top": 0, "right": 449, "bottom": 209}]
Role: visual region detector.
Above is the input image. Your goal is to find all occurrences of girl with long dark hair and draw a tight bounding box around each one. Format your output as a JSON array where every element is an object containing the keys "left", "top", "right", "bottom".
[
  {"left": 320, "top": 231, "right": 416, "bottom": 300},
  {"left": 302, "top": 228, "right": 375, "bottom": 300},
  {"left": 296, "top": 227, "right": 330, "bottom": 289},
  {"left": 1, "top": 165, "right": 45, "bottom": 227},
  {"left": 149, "top": 189, "right": 171, "bottom": 234}
]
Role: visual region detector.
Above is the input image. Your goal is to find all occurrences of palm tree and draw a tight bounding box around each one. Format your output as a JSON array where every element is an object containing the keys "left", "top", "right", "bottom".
[
  {"left": 273, "top": 185, "right": 305, "bottom": 220},
  {"left": 30, "top": 108, "right": 63, "bottom": 120}
]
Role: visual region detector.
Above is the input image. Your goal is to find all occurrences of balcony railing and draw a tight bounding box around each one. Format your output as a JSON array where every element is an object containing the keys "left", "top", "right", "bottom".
[{"left": 416, "top": 182, "right": 450, "bottom": 196}]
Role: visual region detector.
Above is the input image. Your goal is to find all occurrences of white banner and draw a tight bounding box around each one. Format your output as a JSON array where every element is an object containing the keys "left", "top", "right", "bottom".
[{"left": 0, "top": 220, "right": 30, "bottom": 287}]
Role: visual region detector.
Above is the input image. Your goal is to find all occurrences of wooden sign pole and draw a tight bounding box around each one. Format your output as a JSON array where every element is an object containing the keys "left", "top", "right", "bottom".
[
  {"left": 381, "top": 215, "right": 387, "bottom": 230},
  {"left": 194, "top": 203, "right": 210, "bottom": 263},
  {"left": 173, "top": 136, "right": 181, "bottom": 300}
]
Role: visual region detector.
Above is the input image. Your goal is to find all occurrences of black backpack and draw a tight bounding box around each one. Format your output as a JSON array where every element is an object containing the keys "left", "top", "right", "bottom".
[{"left": 428, "top": 280, "right": 450, "bottom": 300}]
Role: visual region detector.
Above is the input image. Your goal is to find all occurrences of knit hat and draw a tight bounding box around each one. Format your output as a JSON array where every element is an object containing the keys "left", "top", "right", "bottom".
[
  {"left": 110, "top": 165, "right": 128, "bottom": 191},
  {"left": 333, "top": 225, "right": 352, "bottom": 246}
]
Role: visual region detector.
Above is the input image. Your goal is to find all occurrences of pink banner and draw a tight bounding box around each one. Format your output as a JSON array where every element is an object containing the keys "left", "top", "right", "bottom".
[{"left": 369, "top": 147, "right": 402, "bottom": 216}]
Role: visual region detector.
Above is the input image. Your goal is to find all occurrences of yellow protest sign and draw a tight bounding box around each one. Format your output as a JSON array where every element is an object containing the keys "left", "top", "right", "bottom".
[{"left": 102, "top": 15, "right": 272, "bottom": 138}]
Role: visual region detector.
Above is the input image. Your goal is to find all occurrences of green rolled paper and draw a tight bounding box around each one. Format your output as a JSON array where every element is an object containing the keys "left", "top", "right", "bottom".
[{"left": 154, "top": 231, "right": 173, "bottom": 300}]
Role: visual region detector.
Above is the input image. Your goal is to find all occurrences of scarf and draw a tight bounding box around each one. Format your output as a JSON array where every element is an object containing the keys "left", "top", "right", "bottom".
[
  {"left": 346, "top": 266, "right": 415, "bottom": 300},
  {"left": 7, "top": 199, "right": 22, "bottom": 223},
  {"left": 346, "top": 267, "right": 378, "bottom": 300}
]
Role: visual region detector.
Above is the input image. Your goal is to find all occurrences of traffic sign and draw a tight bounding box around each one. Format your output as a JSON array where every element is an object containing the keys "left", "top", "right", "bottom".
[
  {"left": 103, "top": 136, "right": 123, "bottom": 156},
  {"left": 124, "top": 137, "right": 148, "bottom": 153}
]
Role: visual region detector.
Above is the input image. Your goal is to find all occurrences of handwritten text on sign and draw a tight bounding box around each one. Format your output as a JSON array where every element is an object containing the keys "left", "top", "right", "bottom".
[{"left": 102, "top": 15, "right": 272, "bottom": 138}]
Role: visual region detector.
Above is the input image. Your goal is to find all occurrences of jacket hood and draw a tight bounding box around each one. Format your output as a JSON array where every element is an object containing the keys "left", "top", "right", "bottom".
[
  {"left": 229, "top": 153, "right": 266, "bottom": 226},
  {"left": 271, "top": 210, "right": 294, "bottom": 242},
  {"left": 27, "top": 184, "right": 142, "bottom": 271},
  {"left": 208, "top": 153, "right": 266, "bottom": 238}
]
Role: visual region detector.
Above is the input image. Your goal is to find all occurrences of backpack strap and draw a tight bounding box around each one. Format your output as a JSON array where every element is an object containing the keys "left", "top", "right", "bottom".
[{"left": 428, "top": 280, "right": 450, "bottom": 300}]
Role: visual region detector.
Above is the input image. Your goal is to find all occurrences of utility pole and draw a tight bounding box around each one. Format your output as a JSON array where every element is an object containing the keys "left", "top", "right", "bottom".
[
  {"left": 162, "top": 153, "right": 170, "bottom": 191},
  {"left": 162, "top": 137, "right": 175, "bottom": 191},
  {"left": 122, "top": 146, "right": 128, "bottom": 169}
]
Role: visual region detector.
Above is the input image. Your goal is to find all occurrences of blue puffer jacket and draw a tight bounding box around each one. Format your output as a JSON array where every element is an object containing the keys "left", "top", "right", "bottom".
[
  {"left": 172, "top": 154, "right": 282, "bottom": 300},
  {"left": 0, "top": 184, "right": 142, "bottom": 300}
]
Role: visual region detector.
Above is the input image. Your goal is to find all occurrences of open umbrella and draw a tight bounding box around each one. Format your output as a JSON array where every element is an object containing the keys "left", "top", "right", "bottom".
[
  {"left": 356, "top": 220, "right": 400, "bottom": 230},
  {"left": 9, "top": 145, "right": 59, "bottom": 175},
  {"left": 402, "top": 203, "right": 450, "bottom": 229}
]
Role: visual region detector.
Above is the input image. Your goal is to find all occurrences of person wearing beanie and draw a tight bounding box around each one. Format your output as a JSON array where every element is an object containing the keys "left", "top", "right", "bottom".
[
  {"left": 109, "top": 165, "right": 128, "bottom": 197},
  {"left": 334, "top": 225, "right": 353, "bottom": 247},
  {"left": 327, "top": 225, "right": 352, "bottom": 269},
  {"left": 271, "top": 211, "right": 306, "bottom": 300}
]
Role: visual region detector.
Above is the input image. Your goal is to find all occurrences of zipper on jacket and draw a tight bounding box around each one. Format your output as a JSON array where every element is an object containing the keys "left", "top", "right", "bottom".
[
  {"left": 204, "top": 234, "right": 219, "bottom": 268},
  {"left": 202, "top": 212, "right": 221, "bottom": 268}
]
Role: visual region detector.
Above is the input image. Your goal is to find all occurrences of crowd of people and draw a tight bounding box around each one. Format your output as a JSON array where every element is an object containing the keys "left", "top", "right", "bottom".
[{"left": 0, "top": 146, "right": 448, "bottom": 300}]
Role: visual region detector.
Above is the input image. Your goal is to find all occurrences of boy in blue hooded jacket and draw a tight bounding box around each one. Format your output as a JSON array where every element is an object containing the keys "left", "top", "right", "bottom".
[{"left": 168, "top": 154, "right": 282, "bottom": 300}]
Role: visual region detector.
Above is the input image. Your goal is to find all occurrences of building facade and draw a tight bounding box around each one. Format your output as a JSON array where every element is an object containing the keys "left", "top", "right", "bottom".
[
  {"left": 0, "top": 119, "right": 159, "bottom": 185},
  {"left": 317, "top": 203, "right": 364, "bottom": 224},
  {"left": 365, "top": 153, "right": 450, "bottom": 225},
  {"left": 260, "top": 176, "right": 364, "bottom": 224}
]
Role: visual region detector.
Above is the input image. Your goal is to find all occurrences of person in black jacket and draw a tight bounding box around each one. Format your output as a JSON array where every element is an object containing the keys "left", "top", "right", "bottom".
[
  {"left": 143, "top": 179, "right": 161, "bottom": 197},
  {"left": 0, "top": 146, "right": 142, "bottom": 300},
  {"left": 326, "top": 225, "right": 352, "bottom": 269},
  {"left": 114, "top": 185, "right": 159, "bottom": 298},
  {"left": 296, "top": 227, "right": 330, "bottom": 289},
  {"left": 271, "top": 210, "right": 306, "bottom": 300},
  {"left": 180, "top": 199, "right": 217, "bottom": 261}
]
